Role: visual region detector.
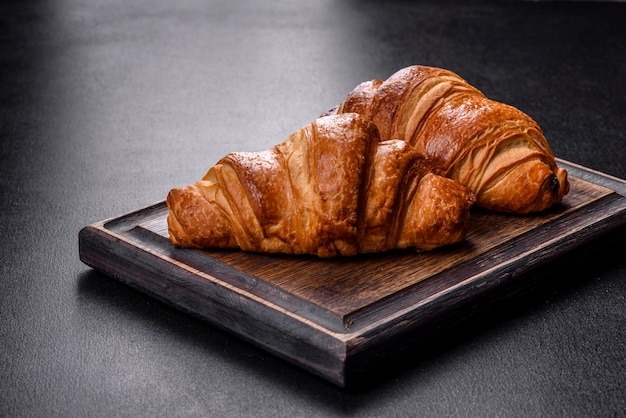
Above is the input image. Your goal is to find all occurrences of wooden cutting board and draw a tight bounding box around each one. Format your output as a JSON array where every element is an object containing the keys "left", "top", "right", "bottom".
[{"left": 79, "top": 160, "right": 626, "bottom": 387}]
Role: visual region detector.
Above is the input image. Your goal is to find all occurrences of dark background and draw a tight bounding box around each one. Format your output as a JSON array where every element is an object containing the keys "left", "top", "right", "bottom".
[{"left": 2, "top": 0, "right": 625, "bottom": 416}]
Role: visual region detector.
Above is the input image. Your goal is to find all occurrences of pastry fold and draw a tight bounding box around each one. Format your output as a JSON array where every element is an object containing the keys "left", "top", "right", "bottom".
[
  {"left": 167, "top": 113, "right": 475, "bottom": 257},
  {"left": 333, "top": 65, "right": 569, "bottom": 214}
]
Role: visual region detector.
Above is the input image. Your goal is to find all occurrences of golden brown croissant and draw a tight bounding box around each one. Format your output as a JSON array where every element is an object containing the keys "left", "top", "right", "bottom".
[
  {"left": 332, "top": 65, "right": 569, "bottom": 214},
  {"left": 167, "top": 113, "right": 475, "bottom": 257}
]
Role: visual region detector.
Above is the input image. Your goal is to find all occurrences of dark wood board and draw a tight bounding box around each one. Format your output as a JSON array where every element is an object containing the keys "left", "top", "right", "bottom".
[{"left": 78, "top": 160, "right": 626, "bottom": 387}]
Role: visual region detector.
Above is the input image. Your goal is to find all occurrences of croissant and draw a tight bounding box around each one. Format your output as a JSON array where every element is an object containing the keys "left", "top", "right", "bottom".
[
  {"left": 166, "top": 113, "right": 475, "bottom": 257},
  {"left": 332, "top": 65, "right": 569, "bottom": 214}
]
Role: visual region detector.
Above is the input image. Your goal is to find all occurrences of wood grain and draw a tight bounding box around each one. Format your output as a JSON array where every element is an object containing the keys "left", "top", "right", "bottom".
[{"left": 79, "top": 161, "right": 626, "bottom": 386}]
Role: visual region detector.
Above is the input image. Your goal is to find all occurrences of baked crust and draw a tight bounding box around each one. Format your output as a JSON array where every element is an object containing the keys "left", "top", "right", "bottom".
[
  {"left": 167, "top": 113, "right": 475, "bottom": 257},
  {"left": 334, "top": 65, "right": 569, "bottom": 214}
]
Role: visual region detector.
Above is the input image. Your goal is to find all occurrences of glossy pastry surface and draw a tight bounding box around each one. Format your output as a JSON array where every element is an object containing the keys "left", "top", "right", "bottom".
[
  {"left": 167, "top": 113, "right": 475, "bottom": 257},
  {"left": 334, "top": 65, "right": 569, "bottom": 214}
]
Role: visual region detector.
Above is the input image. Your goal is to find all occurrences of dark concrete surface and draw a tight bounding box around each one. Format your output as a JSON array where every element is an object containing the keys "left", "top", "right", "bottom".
[{"left": 2, "top": 1, "right": 625, "bottom": 416}]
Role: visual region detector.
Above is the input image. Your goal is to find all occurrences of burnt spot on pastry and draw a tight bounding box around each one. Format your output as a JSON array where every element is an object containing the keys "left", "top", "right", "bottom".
[{"left": 549, "top": 174, "right": 560, "bottom": 195}]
